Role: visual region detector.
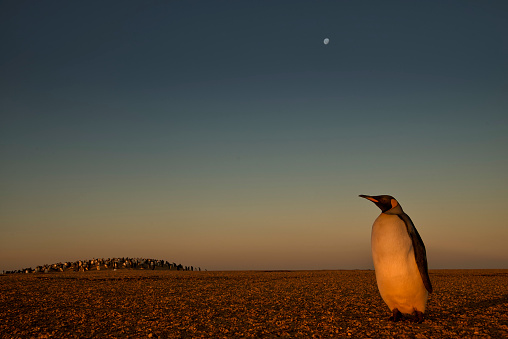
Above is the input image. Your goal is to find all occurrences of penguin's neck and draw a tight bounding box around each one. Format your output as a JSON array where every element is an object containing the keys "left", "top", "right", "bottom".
[{"left": 383, "top": 204, "right": 404, "bottom": 216}]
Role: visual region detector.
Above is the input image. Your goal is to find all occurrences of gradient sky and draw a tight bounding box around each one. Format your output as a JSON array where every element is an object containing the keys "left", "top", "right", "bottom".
[{"left": 1, "top": 1, "right": 507, "bottom": 272}]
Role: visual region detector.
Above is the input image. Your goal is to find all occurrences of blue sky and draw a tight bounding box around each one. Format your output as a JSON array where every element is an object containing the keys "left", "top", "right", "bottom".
[{"left": 1, "top": 1, "right": 507, "bottom": 271}]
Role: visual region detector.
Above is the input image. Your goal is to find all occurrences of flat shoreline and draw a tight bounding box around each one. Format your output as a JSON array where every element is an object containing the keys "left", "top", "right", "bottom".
[{"left": 1, "top": 270, "right": 507, "bottom": 338}]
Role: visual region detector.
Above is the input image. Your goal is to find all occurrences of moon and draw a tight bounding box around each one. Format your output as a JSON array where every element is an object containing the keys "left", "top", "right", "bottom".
[{"left": 323, "top": 38, "right": 329, "bottom": 45}]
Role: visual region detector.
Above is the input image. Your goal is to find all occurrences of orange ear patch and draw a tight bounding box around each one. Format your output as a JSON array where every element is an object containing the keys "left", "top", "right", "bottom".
[
  {"left": 390, "top": 199, "right": 398, "bottom": 208},
  {"left": 366, "top": 197, "right": 379, "bottom": 203}
]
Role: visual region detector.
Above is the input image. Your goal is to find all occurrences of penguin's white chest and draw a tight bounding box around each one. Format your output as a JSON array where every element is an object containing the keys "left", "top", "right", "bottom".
[{"left": 371, "top": 213, "right": 428, "bottom": 313}]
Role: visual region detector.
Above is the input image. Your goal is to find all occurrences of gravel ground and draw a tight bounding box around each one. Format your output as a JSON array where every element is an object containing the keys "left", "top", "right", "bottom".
[{"left": 1, "top": 269, "right": 507, "bottom": 338}]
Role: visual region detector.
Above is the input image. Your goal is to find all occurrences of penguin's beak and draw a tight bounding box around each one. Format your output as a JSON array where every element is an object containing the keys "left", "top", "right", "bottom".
[{"left": 359, "top": 194, "right": 379, "bottom": 203}]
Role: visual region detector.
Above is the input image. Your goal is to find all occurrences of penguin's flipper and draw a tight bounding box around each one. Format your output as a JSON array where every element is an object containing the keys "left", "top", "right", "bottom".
[{"left": 398, "top": 213, "right": 433, "bottom": 293}]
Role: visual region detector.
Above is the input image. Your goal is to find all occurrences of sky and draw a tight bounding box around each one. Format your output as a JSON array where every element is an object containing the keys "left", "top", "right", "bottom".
[{"left": 1, "top": 1, "right": 507, "bottom": 272}]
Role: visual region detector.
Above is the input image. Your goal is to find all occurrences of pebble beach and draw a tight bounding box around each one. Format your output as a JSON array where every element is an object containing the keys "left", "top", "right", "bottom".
[{"left": 1, "top": 269, "right": 507, "bottom": 338}]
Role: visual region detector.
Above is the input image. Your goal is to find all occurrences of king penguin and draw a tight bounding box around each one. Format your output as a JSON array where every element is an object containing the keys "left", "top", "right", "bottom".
[{"left": 359, "top": 194, "right": 432, "bottom": 322}]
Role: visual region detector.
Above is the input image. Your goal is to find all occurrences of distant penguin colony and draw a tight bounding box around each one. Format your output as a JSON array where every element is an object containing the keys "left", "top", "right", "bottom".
[
  {"left": 360, "top": 194, "right": 432, "bottom": 322},
  {"left": 2, "top": 257, "right": 203, "bottom": 275}
]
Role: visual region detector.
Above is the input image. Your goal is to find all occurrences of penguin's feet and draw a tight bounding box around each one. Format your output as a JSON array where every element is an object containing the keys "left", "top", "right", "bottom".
[
  {"left": 412, "top": 309, "right": 424, "bottom": 323},
  {"left": 389, "top": 308, "right": 402, "bottom": 322}
]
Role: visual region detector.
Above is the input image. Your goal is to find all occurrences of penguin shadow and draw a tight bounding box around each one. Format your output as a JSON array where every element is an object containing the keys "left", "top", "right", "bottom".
[
  {"left": 463, "top": 293, "right": 508, "bottom": 310},
  {"left": 426, "top": 294, "right": 508, "bottom": 322}
]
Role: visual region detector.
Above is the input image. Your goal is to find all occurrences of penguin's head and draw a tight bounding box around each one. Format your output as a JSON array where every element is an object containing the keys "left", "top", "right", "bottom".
[{"left": 359, "top": 194, "right": 402, "bottom": 213}]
